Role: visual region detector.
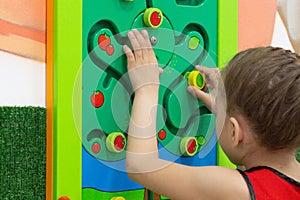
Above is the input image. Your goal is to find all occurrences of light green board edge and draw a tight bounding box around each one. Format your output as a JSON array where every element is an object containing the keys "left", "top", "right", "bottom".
[
  {"left": 54, "top": 0, "right": 82, "bottom": 199},
  {"left": 217, "top": 0, "right": 238, "bottom": 168}
]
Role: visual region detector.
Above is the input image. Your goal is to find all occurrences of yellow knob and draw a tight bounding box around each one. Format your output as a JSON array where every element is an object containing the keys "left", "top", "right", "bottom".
[
  {"left": 187, "top": 70, "right": 206, "bottom": 90},
  {"left": 111, "top": 197, "right": 125, "bottom": 200},
  {"left": 143, "top": 8, "right": 163, "bottom": 28}
]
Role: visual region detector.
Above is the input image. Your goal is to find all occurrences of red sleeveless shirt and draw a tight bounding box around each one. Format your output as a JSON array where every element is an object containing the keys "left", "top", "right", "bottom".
[{"left": 239, "top": 166, "right": 300, "bottom": 200}]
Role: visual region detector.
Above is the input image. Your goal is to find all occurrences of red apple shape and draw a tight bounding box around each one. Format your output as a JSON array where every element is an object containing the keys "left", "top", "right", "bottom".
[
  {"left": 98, "top": 34, "right": 111, "bottom": 50},
  {"left": 91, "top": 91, "right": 104, "bottom": 108},
  {"left": 106, "top": 45, "right": 115, "bottom": 56},
  {"left": 150, "top": 11, "right": 161, "bottom": 26},
  {"left": 187, "top": 139, "right": 197, "bottom": 154},
  {"left": 114, "top": 135, "right": 125, "bottom": 151}
]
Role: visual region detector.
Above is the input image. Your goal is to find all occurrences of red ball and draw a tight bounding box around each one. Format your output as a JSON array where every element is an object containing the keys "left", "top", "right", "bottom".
[
  {"left": 58, "top": 196, "right": 70, "bottom": 200},
  {"left": 92, "top": 142, "right": 101, "bottom": 154},
  {"left": 158, "top": 130, "right": 166, "bottom": 140},
  {"left": 91, "top": 91, "right": 104, "bottom": 108}
]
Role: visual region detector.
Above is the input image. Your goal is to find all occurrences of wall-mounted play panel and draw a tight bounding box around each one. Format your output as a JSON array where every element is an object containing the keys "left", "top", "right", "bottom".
[
  {"left": 82, "top": 0, "right": 218, "bottom": 199},
  {"left": 51, "top": 0, "right": 240, "bottom": 199},
  {"left": 50, "top": 0, "right": 242, "bottom": 199}
]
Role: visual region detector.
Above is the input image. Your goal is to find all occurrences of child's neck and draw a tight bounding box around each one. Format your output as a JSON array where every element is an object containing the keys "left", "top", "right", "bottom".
[{"left": 243, "top": 147, "right": 300, "bottom": 181}]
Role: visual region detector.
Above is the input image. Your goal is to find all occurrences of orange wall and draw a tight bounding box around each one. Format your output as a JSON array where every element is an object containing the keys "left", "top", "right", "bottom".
[
  {"left": 0, "top": 0, "right": 45, "bottom": 31},
  {"left": 0, "top": 0, "right": 46, "bottom": 61},
  {"left": 238, "top": 0, "right": 277, "bottom": 51}
]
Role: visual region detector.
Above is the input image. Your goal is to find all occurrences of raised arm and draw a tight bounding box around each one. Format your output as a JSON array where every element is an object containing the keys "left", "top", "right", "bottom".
[{"left": 124, "top": 29, "right": 250, "bottom": 200}]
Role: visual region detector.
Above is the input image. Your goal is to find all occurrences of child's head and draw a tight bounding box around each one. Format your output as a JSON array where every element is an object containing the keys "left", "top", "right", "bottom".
[{"left": 221, "top": 47, "right": 300, "bottom": 152}]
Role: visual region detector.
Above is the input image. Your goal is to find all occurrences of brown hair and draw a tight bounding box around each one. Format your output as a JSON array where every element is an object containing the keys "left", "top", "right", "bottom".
[{"left": 222, "top": 47, "right": 300, "bottom": 150}]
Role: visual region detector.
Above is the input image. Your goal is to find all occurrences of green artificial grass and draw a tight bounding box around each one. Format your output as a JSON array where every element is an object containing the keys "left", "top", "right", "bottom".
[
  {"left": 297, "top": 148, "right": 300, "bottom": 163},
  {"left": 0, "top": 107, "right": 46, "bottom": 199}
]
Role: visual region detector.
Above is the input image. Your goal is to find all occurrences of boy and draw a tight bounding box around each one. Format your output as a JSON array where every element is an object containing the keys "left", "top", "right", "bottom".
[{"left": 123, "top": 29, "right": 300, "bottom": 200}]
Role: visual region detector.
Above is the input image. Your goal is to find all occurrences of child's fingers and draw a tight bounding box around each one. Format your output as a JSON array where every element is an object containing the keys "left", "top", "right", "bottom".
[
  {"left": 195, "top": 66, "right": 219, "bottom": 76},
  {"left": 141, "top": 30, "right": 152, "bottom": 48},
  {"left": 187, "top": 86, "right": 212, "bottom": 111},
  {"left": 132, "top": 29, "right": 148, "bottom": 47},
  {"left": 127, "top": 30, "right": 142, "bottom": 62},
  {"left": 158, "top": 67, "right": 164, "bottom": 74},
  {"left": 123, "top": 45, "right": 135, "bottom": 70},
  {"left": 132, "top": 29, "right": 149, "bottom": 62},
  {"left": 195, "top": 65, "right": 220, "bottom": 88},
  {"left": 141, "top": 29, "right": 157, "bottom": 61}
]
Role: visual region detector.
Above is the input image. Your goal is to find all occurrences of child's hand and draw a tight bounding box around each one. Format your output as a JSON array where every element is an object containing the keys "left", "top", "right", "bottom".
[
  {"left": 187, "top": 66, "right": 220, "bottom": 113},
  {"left": 123, "top": 29, "right": 161, "bottom": 93}
]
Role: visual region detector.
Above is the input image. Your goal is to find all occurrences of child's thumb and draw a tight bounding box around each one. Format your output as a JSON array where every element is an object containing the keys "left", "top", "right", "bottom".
[{"left": 187, "top": 86, "right": 212, "bottom": 111}]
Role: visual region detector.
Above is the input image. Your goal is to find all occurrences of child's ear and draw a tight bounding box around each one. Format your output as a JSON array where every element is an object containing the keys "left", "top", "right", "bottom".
[{"left": 229, "top": 117, "right": 244, "bottom": 146}]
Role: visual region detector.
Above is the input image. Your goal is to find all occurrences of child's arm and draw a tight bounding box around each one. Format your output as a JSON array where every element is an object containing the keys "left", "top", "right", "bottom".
[
  {"left": 277, "top": 0, "right": 300, "bottom": 54},
  {"left": 124, "top": 29, "right": 250, "bottom": 200}
]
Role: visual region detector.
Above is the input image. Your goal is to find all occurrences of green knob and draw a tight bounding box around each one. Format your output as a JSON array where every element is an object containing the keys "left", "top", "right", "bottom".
[
  {"left": 188, "top": 36, "right": 200, "bottom": 50},
  {"left": 197, "top": 136, "right": 206, "bottom": 146}
]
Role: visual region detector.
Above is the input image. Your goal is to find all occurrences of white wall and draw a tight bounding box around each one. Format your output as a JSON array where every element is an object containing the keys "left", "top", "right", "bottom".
[
  {"left": 272, "top": 12, "right": 294, "bottom": 51},
  {"left": 0, "top": 50, "right": 45, "bottom": 107},
  {"left": 0, "top": 12, "right": 294, "bottom": 107}
]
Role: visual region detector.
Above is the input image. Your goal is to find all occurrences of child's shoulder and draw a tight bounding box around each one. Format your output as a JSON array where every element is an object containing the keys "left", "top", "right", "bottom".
[{"left": 239, "top": 166, "right": 300, "bottom": 200}]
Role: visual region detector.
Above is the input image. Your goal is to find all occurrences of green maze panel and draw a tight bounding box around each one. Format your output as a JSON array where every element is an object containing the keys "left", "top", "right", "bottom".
[
  {"left": 53, "top": 0, "right": 237, "bottom": 198},
  {"left": 83, "top": 0, "right": 217, "bottom": 162},
  {"left": 82, "top": 1, "right": 218, "bottom": 198}
]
